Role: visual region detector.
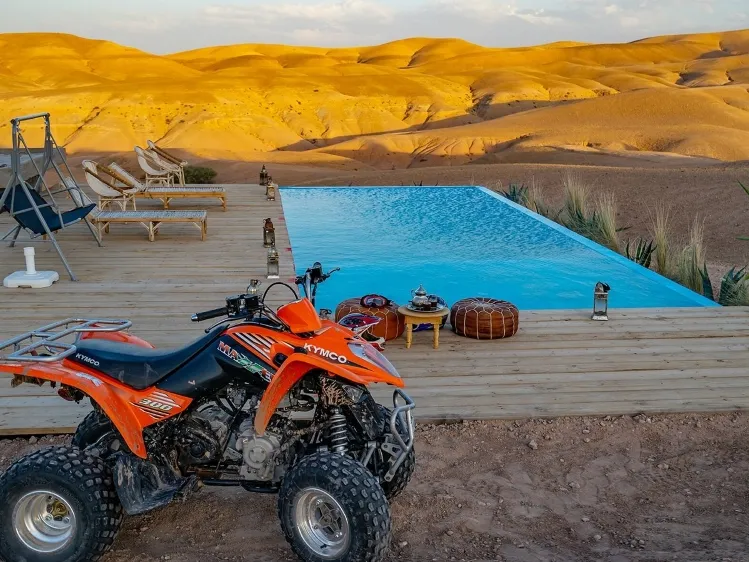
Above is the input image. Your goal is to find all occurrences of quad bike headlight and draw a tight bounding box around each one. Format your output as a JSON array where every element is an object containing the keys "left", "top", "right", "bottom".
[{"left": 347, "top": 342, "right": 401, "bottom": 379}]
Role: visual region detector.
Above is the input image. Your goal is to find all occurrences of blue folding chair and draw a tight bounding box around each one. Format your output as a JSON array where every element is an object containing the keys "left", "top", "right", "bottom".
[
  {"left": 0, "top": 112, "right": 102, "bottom": 281},
  {"left": 0, "top": 183, "right": 98, "bottom": 281}
]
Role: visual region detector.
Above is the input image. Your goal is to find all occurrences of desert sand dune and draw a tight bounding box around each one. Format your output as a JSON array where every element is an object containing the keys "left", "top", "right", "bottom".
[{"left": 0, "top": 30, "right": 747, "bottom": 166}]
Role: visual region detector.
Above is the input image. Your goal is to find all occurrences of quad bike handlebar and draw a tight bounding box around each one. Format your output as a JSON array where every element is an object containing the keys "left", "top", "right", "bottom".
[
  {"left": 295, "top": 262, "right": 340, "bottom": 307},
  {"left": 191, "top": 262, "right": 340, "bottom": 327},
  {"left": 191, "top": 307, "right": 229, "bottom": 323}
]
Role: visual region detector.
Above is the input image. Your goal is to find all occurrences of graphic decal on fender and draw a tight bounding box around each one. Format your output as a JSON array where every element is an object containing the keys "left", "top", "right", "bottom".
[
  {"left": 74, "top": 372, "right": 103, "bottom": 387},
  {"left": 218, "top": 341, "right": 273, "bottom": 382},
  {"left": 304, "top": 343, "right": 348, "bottom": 364},
  {"left": 132, "top": 391, "right": 181, "bottom": 421}
]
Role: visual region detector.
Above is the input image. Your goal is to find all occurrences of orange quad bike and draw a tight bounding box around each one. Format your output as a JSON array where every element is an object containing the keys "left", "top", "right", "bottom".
[{"left": 0, "top": 263, "right": 415, "bottom": 562}]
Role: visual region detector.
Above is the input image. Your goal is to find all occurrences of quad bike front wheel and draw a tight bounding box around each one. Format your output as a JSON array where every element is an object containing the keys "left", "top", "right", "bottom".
[
  {"left": 278, "top": 451, "right": 391, "bottom": 562},
  {"left": 0, "top": 446, "right": 123, "bottom": 562}
]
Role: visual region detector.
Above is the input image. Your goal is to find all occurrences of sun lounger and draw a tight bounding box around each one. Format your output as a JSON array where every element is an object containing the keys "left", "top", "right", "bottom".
[
  {"left": 135, "top": 146, "right": 177, "bottom": 186},
  {"left": 90, "top": 209, "right": 207, "bottom": 242},
  {"left": 109, "top": 162, "right": 227, "bottom": 211},
  {"left": 82, "top": 160, "right": 141, "bottom": 210},
  {"left": 147, "top": 140, "right": 186, "bottom": 185}
]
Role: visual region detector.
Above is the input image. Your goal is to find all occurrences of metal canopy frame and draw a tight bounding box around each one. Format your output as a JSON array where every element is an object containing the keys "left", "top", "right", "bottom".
[{"left": 0, "top": 113, "right": 102, "bottom": 281}]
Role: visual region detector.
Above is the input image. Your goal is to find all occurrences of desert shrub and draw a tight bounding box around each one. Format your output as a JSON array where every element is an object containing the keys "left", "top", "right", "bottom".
[
  {"left": 595, "top": 193, "right": 620, "bottom": 253},
  {"left": 560, "top": 172, "right": 590, "bottom": 234},
  {"left": 651, "top": 203, "right": 674, "bottom": 277},
  {"left": 183, "top": 165, "right": 217, "bottom": 184},
  {"left": 740, "top": 181, "right": 749, "bottom": 241},
  {"left": 559, "top": 173, "right": 620, "bottom": 252},
  {"left": 525, "top": 178, "right": 560, "bottom": 220},
  {"left": 675, "top": 218, "right": 706, "bottom": 294}
]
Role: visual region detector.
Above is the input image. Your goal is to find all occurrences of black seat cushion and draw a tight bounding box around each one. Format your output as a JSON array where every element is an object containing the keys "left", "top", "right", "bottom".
[{"left": 71, "top": 327, "right": 223, "bottom": 390}]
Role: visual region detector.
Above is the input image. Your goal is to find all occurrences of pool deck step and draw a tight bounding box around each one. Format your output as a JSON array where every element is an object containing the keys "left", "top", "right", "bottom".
[{"left": 1, "top": 183, "right": 748, "bottom": 434}]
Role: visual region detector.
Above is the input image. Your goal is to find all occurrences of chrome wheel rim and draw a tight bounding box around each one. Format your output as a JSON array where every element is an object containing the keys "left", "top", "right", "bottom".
[
  {"left": 13, "top": 490, "right": 77, "bottom": 554},
  {"left": 294, "top": 487, "right": 350, "bottom": 559}
]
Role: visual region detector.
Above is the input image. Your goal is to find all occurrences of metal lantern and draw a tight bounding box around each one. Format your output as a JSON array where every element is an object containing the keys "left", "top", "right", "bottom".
[
  {"left": 266, "top": 180, "right": 276, "bottom": 201},
  {"left": 248, "top": 279, "right": 260, "bottom": 295},
  {"left": 259, "top": 165, "right": 269, "bottom": 186},
  {"left": 592, "top": 282, "right": 611, "bottom": 321},
  {"left": 263, "top": 218, "right": 275, "bottom": 248},
  {"left": 267, "top": 245, "right": 280, "bottom": 279}
]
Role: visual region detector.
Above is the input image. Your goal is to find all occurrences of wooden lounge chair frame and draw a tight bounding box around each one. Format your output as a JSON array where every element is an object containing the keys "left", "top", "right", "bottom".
[
  {"left": 82, "top": 160, "right": 141, "bottom": 211},
  {"left": 147, "top": 140, "right": 186, "bottom": 185},
  {"left": 90, "top": 210, "right": 207, "bottom": 242},
  {"left": 135, "top": 146, "right": 175, "bottom": 187},
  {"left": 109, "top": 162, "right": 227, "bottom": 211}
]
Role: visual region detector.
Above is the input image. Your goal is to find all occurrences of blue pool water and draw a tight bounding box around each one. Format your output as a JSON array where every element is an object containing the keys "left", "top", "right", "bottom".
[{"left": 280, "top": 187, "right": 717, "bottom": 311}]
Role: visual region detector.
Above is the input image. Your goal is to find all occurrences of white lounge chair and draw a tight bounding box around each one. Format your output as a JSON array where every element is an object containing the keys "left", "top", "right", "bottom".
[
  {"left": 109, "top": 162, "right": 227, "bottom": 210},
  {"left": 135, "top": 146, "right": 177, "bottom": 187},
  {"left": 147, "top": 140, "right": 187, "bottom": 185},
  {"left": 82, "top": 160, "right": 141, "bottom": 210}
]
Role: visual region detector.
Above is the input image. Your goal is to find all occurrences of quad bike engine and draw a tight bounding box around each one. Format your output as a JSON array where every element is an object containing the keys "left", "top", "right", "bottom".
[
  {"left": 176, "top": 406, "right": 231, "bottom": 465},
  {"left": 235, "top": 418, "right": 282, "bottom": 481}
]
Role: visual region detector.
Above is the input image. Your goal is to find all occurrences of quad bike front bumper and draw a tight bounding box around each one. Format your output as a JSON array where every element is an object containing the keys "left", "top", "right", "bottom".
[{"left": 383, "top": 389, "right": 415, "bottom": 482}]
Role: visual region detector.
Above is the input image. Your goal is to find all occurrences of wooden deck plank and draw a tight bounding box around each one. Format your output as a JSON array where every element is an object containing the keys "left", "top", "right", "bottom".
[{"left": 1, "top": 183, "right": 748, "bottom": 434}]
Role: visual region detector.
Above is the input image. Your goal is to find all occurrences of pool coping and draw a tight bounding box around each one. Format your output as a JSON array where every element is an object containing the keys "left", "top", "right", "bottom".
[{"left": 279, "top": 185, "right": 719, "bottom": 308}]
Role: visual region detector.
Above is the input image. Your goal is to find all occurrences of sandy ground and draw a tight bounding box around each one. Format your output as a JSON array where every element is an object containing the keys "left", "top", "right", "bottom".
[{"left": 2, "top": 412, "right": 747, "bottom": 562}]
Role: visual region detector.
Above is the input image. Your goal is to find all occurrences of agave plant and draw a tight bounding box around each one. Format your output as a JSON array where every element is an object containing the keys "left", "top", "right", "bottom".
[
  {"left": 699, "top": 265, "right": 749, "bottom": 305},
  {"left": 625, "top": 238, "right": 656, "bottom": 268},
  {"left": 501, "top": 183, "right": 529, "bottom": 206},
  {"left": 718, "top": 266, "right": 749, "bottom": 305}
]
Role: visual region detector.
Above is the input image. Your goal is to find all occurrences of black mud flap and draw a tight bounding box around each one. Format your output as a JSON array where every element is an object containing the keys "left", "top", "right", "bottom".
[{"left": 113, "top": 454, "right": 198, "bottom": 515}]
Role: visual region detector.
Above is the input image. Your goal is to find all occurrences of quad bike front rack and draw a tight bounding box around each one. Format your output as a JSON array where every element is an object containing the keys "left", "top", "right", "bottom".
[{"left": 0, "top": 318, "right": 132, "bottom": 363}]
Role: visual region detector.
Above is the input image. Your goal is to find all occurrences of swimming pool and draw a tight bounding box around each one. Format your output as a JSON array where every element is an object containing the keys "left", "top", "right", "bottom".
[{"left": 280, "top": 187, "right": 717, "bottom": 311}]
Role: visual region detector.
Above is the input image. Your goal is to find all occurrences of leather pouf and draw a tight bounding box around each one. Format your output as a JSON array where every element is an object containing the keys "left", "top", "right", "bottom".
[
  {"left": 335, "top": 298, "right": 405, "bottom": 341},
  {"left": 450, "top": 298, "right": 519, "bottom": 340}
]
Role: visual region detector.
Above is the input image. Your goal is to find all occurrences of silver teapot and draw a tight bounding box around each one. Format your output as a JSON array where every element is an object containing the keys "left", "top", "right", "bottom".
[{"left": 410, "top": 284, "right": 430, "bottom": 308}]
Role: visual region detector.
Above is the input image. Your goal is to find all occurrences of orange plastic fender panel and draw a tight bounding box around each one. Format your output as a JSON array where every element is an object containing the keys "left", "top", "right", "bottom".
[
  {"left": 0, "top": 359, "right": 190, "bottom": 458},
  {"left": 254, "top": 353, "right": 368, "bottom": 435}
]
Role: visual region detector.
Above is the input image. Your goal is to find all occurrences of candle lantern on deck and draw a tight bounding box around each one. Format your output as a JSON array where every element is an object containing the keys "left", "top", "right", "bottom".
[
  {"left": 266, "top": 179, "right": 276, "bottom": 201},
  {"left": 267, "top": 245, "right": 280, "bottom": 279},
  {"left": 259, "top": 165, "right": 269, "bottom": 186},
  {"left": 263, "top": 218, "right": 275, "bottom": 248},
  {"left": 248, "top": 279, "right": 261, "bottom": 295},
  {"left": 592, "top": 282, "right": 611, "bottom": 321}
]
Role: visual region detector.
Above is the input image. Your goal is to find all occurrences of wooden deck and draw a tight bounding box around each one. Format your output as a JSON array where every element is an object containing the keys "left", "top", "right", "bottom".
[{"left": 1, "top": 184, "right": 748, "bottom": 434}]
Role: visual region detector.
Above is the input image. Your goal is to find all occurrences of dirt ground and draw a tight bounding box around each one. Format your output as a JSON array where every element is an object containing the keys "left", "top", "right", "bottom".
[{"left": 2, "top": 411, "right": 747, "bottom": 562}]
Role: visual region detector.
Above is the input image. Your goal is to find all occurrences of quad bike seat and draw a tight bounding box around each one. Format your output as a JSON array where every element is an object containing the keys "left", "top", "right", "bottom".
[{"left": 71, "top": 327, "right": 223, "bottom": 390}]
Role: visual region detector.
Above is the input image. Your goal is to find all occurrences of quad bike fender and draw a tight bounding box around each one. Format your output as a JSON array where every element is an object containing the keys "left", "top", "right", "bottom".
[
  {"left": 1, "top": 360, "right": 189, "bottom": 459},
  {"left": 254, "top": 353, "right": 368, "bottom": 435}
]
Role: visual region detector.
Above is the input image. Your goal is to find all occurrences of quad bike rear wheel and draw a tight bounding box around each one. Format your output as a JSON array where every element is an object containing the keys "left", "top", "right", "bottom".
[
  {"left": 72, "top": 410, "right": 114, "bottom": 450},
  {"left": 0, "top": 446, "right": 123, "bottom": 562},
  {"left": 278, "top": 451, "right": 391, "bottom": 562}
]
